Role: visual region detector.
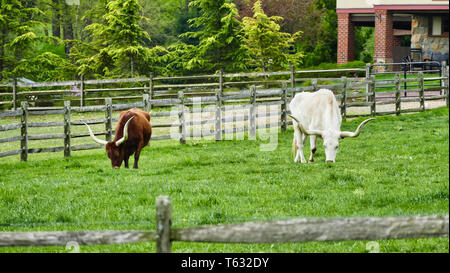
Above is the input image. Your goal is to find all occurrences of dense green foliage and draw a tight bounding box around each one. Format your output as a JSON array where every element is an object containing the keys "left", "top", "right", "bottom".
[
  {"left": 77, "top": 0, "right": 165, "bottom": 78},
  {"left": 242, "top": 0, "right": 303, "bottom": 71},
  {"left": 0, "top": 0, "right": 372, "bottom": 82},
  {"left": 0, "top": 107, "right": 448, "bottom": 252},
  {"left": 180, "top": 0, "right": 249, "bottom": 73}
]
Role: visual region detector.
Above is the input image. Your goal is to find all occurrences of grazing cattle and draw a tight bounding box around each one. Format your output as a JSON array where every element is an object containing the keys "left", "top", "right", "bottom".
[
  {"left": 289, "top": 89, "right": 374, "bottom": 163},
  {"left": 85, "top": 108, "right": 152, "bottom": 169}
]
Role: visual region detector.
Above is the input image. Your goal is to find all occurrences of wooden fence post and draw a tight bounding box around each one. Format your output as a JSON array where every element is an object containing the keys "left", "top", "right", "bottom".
[
  {"left": 365, "top": 63, "right": 371, "bottom": 102},
  {"left": 178, "top": 91, "right": 186, "bottom": 144},
  {"left": 395, "top": 74, "right": 401, "bottom": 116},
  {"left": 20, "top": 102, "right": 29, "bottom": 162},
  {"left": 143, "top": 94, "right": 150, "bottom": 113},
  {"left": 290, "top": 65, "right": 295, "bottom": 100},
  {"left": 219, "top": 68, "right": 224, "bottom": 96},
  {"left": 64, "top": 101, "right": 71, "bottom": 157},
  {"left": 370, "top": 75, "right": 376, "bottom": 116},
  {"left": 418, "top": 72, "right": 425, "bottom": 111},
  {"left": 216, "top": 68, "right": 224, "bottom": 141},
  {"left": 312, "top": 79, "right": 318, "bottom": 91},
  {"left": 149, "top": 73, "right": 154, "bottom": 110},
  {"left": 281, "top": 82, "right": 287, "bottom": 132},
  {"left": 105, "top": 98, "right": 113, "bottom": 142},
  {"left": 80, "top": 75, "right": 85, "bottom": 107},
  {"left": 156, "top": 195, "right": 172, "bottom": 253},
  {"left": 443, "top": 65, "right": 449, "bottom": 107},
  {"left": 341, "top": 77, "right": 347, "bottom": 121},
  {"left": 215, "top": 89, "right": 222, "bottom": 141},
  {"left": 249, "top": 85, "right": 257, "bottom": 139},
  {"left": 12, "top": 78, "right": 18, "bottom": 111},
  {"left": 441, "top": 61, "right": 446, "bottom": 96}
]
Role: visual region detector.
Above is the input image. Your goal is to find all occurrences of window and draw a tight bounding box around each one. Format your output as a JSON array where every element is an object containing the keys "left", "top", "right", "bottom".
[
  {"left": 431, "top": 17, "right": 442, "bottom": 35},
  {"left": 428, "top": 15, "right": 449, "bottom": 37},
  {"left": 443, "top": 16, "right": 449, "bottom": 33}
]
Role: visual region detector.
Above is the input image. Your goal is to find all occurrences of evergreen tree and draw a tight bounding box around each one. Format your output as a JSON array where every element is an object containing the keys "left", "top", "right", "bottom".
[
  {"left": 242, "top": 0, "right": 303, "bottom": 72},
  {"left": 78, "top": 0, "right": 163, "bottom": 78},
  {"left": 181, "top": 0, "right": 249, "bottom": 73},
  {"left": 0, "top": 0, "right": 68, "bottom": 81}
]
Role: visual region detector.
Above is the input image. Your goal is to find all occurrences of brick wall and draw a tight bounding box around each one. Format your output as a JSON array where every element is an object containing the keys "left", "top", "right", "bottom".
[
  {"left": 374, "top": 9, "right": 394, "bottom": 64},
  {"left": 337, "top": 13, "right": 355, "bottom": 64}
]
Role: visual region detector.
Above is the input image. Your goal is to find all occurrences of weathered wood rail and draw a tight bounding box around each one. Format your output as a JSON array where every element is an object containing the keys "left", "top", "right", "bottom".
[
  {"left": 0, "top": 67, "right": 366, "bottom": 110},
  {"left": 0, "top": 196, "right": 448, "bottom": 252},
  {"left": 0, "top": 67, "right": 449, "bottom": 161}
]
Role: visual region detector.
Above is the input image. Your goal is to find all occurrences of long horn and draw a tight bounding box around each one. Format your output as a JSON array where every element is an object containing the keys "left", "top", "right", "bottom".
[
  {"left": 289, "top": 115, "right": 322, "bottom": 136},
  {"left": 84, "top": 123, "right": 108, "bottom": 145},
  {"left": 115, "top": 116, "right": 135, "bottom": 147},
  {"left": 340, "top": 118, "right": 375, "bottom": 138}
]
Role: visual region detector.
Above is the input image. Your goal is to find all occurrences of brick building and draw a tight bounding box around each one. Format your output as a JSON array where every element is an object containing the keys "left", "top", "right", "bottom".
[{"left": 337, "top": 0, "right": 449, "bottom": 65}]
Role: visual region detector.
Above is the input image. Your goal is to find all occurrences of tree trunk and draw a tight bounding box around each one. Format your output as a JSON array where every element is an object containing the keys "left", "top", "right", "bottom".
[
  {"left": 52, "top": 1, "right": 62, "bottom": 39},
  {"left": 63, "top": 4, "right": 74, "bottom": 55},
  {"left": 0, "top": 27, "right": 6, "bottom": 81}
]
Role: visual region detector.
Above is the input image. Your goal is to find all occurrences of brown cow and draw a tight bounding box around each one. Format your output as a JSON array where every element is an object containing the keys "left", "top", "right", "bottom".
[{"left": 84, "top": 108, "right": 152, "bottom": 169}]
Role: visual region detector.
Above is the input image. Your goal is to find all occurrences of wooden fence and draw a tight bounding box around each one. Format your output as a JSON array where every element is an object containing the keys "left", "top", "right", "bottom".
[
  {"left": 0, "top": 67, "right": 366, "bottom": 110},
  {"left": 0, "top": 196, "right": 448, "bottom": 252},
  {"left": 0, "top": 68, "right": 449, "bottom": 161},
  {"left": 1, "top": 63, "right": 447, "bottom": 111}
]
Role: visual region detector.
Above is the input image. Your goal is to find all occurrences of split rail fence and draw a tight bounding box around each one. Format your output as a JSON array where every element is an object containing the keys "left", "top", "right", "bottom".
[
  {"left": 0, "top": 196, "right": 448, "bottom": 252},
  {"left": 0, "top": 66, "right": 449, "bottom": 161},
  {"left": 0, "top": 67, "right": 367, "bottom": 110},
  {"left": 0, "top": 196, "right": 449, "bottom": 253}
]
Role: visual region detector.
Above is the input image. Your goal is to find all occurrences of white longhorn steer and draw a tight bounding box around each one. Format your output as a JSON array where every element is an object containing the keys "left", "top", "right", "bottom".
[{"left": 289, "top": 89, "right": 375, "bottom": 163}]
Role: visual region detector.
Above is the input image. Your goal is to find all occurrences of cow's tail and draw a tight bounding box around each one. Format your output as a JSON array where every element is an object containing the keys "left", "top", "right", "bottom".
[{"left": 288, "top": 114, "right": 300, "bottom": 124}]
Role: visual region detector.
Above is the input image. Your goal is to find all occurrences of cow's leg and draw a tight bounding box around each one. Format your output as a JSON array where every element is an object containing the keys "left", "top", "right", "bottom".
[
  {"left": 309, "top": 135, "right": 317, "bottom": 163},
  {"left": 293, "top": 126, "right": 307, "bottom": 163},
  {"left": 124, "top": 155, "right": 130, "bottom": 169},
  {"left": 133, "top": 147, "right": 142, "bottom": 169},
  {"left": 292, "top": 138, "right": 298, "bottom": 161}
]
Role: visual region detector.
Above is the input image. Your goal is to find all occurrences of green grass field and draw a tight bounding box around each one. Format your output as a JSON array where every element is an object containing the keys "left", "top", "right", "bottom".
[{"left": 0, "top": 107, "right": 448, "bottom": 253}]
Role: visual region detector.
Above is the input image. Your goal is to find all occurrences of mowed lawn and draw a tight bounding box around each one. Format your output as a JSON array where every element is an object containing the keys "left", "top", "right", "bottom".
[{"left": 0, "top": 107, "right": 448, "bottom": 253}]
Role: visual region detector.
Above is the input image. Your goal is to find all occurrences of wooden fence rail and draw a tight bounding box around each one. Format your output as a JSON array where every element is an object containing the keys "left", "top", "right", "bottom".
[
  {"left": 0, "top": 66, "right": 445, "bottom": 112},
  {"left": 0, "top": 67, "right": 367, "bottom": 110},
  {"left": 0, "top": 196, "right": 448, "bottom": 252},
  {"left": 1, "top": 70, "right": 449, "bottom": 161}
]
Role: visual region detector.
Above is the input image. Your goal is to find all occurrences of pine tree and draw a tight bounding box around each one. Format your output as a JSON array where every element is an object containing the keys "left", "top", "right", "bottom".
[
  {"left": 242, "top": 0, "right": 303, "bottom": 71},
  {"left": 181, "top": 0, "right": 249, "bottom": 73},
  {"left": 78, "top": 0, "right": 161, "bottom": 78},
  {"left": 0, "top": 0, "right": 68, "bottom": 81}
]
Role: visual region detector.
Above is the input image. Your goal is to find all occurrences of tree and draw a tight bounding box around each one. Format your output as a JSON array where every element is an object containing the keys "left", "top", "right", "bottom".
[
  {"left": 236, "top": 0, "right": 318, "bottom": 34},
  {"left": 356, "top": 27, "right": 374, "bottom": 63},
  {"left": 181, "top": 0, "right": 249, "bottom": 73},
  {"left": 236, "top": 0, "right": 337, "bottom": 67},
  {"left": 0, "top": 0, "right": 69, "bottom": 81},
  {"left": 241, "top": 0, "right": 303, "bottom": 72},
  {"left": 78, "top": 0, "right": 162, "bottom": 78},
  {"left": 139, "top": 0, "right": 187, "bottom": 47},
  {"left": 300, "top": 0, "right": 337, "bottom": 66}
]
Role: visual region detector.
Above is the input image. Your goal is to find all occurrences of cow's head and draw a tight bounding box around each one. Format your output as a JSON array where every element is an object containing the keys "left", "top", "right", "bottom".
[
  {"left": 84, "top": 116, "right": 134, "bottom": 168},
  {"left": 295, "top": 117, "right": 375, "bottom": 163}
]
